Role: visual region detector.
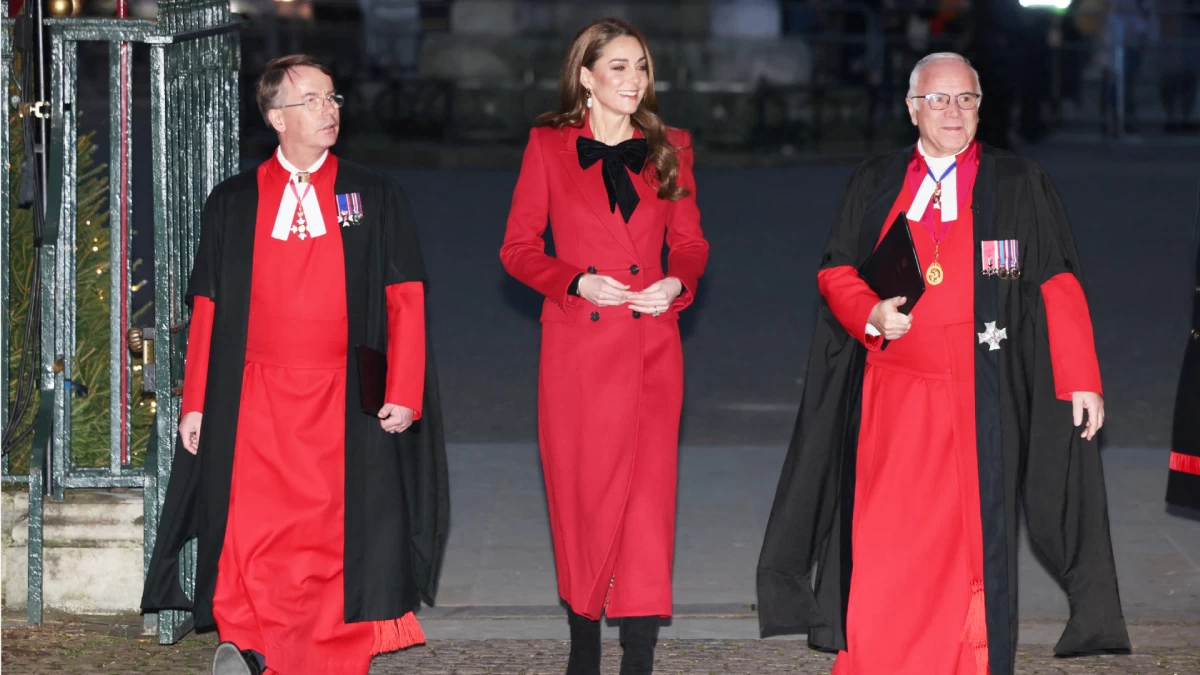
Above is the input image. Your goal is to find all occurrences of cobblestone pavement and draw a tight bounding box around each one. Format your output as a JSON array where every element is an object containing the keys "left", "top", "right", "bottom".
[{"left": 4, "top": 623, "right": 1199, "bottom": 674}]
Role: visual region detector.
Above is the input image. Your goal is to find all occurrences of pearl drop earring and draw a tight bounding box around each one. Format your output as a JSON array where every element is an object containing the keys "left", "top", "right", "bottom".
[{"left": 586, "top": 89, "right": 593, "bottom": 109}]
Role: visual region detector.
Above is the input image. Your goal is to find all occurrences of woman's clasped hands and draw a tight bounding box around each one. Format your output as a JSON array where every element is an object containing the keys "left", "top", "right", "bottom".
[{"left": 577, "top": 273, "right": 682, "bottom": 316}]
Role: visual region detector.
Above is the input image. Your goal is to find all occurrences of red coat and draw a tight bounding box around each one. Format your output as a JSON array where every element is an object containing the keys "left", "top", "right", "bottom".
[{"left": 500, "top": 122, "right": 708, "bottom": 619}]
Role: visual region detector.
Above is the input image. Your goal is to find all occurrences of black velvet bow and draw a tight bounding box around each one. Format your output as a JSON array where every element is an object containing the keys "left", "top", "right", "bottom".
[{"left": 576, "top": 136, "right": 648, "bottom": 223}]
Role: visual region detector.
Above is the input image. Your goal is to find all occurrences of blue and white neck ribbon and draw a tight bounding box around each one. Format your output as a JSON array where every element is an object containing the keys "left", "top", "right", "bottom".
[{"left": 907, "top": 140, "right": 961, "bottom": 223}]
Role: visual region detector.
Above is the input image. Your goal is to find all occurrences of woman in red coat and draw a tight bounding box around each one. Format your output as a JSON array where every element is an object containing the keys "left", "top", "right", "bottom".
[{"left": 500, "top": 18, "right": 709, "bottom": 675}]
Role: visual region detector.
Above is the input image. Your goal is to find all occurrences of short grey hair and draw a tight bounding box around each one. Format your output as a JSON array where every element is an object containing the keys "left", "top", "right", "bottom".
[{"left": 908, "top": 52, "right": 981, "bottom": 96}]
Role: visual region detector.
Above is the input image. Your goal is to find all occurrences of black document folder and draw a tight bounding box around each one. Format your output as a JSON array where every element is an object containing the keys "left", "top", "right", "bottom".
[
  {"left": 355, "top": 344, "right": 388, "bottom": 415},
  {"left": 857, "top": 211, "right": 925, "bottom": 316}
]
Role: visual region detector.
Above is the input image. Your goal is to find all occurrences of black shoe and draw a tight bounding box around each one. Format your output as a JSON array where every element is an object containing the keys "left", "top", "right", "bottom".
[
  {"left": 618, "top": 616, "right": 659, "bottom": 675},
  {"left": 212, "top": 642, "right": 262, "bottom": 675},
  {"left": 566, "top": 607, "right": 601, "bottom": 675}
]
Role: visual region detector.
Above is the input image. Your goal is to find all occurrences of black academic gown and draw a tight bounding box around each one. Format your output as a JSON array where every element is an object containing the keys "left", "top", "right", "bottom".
[
  {"left": 140, "top": 160, "right": 450, "bottom": 630},
  {"left": 756, "top": 144, "right": 1130, "bottom": 675},
  {"left": 1167, "top": 230, "right": 1200, "bottom": 510}
]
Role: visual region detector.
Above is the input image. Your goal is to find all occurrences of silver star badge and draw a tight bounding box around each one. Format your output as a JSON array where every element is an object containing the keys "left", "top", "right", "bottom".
[{"left": 977, "top": 321, "right": 1007, "bottom": 351}]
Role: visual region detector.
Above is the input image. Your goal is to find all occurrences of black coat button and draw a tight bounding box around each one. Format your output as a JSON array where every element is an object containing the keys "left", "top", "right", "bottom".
[
  {"left": 587, "top": 266, "right": 597, "bottom": 274},
  {"left": 632, "top": 311, "right": 642, "bottom": 319},
  {"left": 590, "top": 311, "right": 600, "bottom": 322},
  {"left": 630, "top": 264, "right": 640, "bottom": 275}
]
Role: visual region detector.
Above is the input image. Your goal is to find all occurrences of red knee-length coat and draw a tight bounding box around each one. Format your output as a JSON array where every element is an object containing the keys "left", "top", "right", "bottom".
[{"left": 500, "top": 122, "right": 708, "bottom": 619}]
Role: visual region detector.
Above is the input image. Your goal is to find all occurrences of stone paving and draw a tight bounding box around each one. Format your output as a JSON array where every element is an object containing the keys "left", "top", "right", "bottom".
[{"left": 3, "top": 621, "right": 1199, "bottom": 674}]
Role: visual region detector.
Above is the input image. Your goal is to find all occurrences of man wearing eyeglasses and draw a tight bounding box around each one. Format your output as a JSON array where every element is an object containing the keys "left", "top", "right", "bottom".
[
  {"left": 141, "top": 54, "right": 449, "bottom": 675},
  {"left": 758, "top": 52, "right": 1129, "bottom": 675}
]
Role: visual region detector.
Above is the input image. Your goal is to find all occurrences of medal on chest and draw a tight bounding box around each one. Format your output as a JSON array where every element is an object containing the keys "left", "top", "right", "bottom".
[
  {"left": 288, "top": 173, "right": 312, "bottom": 241},
  {"left": 923, "top": 161, "right": 956, "bottom": 286},
  {"left": 926, "top": 256, "right": 944, "bottom": 285}
]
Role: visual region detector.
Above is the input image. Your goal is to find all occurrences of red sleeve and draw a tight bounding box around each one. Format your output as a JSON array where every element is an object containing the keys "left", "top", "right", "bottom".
[
  {"left": 817, "top": 265, "right": 883, "bottom": 350},
  {"left": 180, "top": 296, "right": 214, "bottom": 416},
  {"left": 500, "top": 129, "right": 587, "bottom": 307},
  {"left": 1042, "top": 272, "right": 1102, "bottom": 399},
  {"left": 385, "top": 281, "right": 426, "bottom": 420},
  {"left": 664, "top": 131, "right": 709, "bottom": 312}
]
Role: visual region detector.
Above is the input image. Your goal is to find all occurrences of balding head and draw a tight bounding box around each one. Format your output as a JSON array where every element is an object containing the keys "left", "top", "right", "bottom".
[
  {"left": 908, "top": 53, "right": 981, "bottom": 97},
  {"left": 905, "top": 53, "right": 982, "bottom": 158}
]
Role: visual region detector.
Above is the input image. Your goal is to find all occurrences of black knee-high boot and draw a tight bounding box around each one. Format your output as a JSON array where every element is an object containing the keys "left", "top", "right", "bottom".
[
  {"left": 566, "top": 608, "right": 601, "bottom": 675},
  {"left": 618, "top": 617, "right": 659, "bottom": 675}
]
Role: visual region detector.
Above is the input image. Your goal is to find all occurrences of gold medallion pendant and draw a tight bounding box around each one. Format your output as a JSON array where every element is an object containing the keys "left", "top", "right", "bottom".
[{"left": 926, "top": 261, "right": 944, "bottom": 285}]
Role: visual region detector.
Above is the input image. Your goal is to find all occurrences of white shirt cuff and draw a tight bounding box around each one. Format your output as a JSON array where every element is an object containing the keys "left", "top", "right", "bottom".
[{"left": 865, "top": 323, "right": 881, "bottom": 337}]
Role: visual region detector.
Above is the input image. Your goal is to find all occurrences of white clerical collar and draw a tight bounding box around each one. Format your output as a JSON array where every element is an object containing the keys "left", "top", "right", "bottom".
[
  {"left": 271, "top": 148, "right": 329, "bottom": 242},
  {"left": 276, "top": 147, "right": 329, "bottom": 177},
  {"left": 917, "top": 139, "right": 963, "bottom": 174},
  {"left": 908, "top": 140, "right": 967, "bottom": 223}
]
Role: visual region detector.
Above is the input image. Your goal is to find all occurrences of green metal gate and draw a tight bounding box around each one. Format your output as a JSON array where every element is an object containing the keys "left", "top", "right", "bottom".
[{"left": 2, "top": 0, "right": 240, "bottom": 644}]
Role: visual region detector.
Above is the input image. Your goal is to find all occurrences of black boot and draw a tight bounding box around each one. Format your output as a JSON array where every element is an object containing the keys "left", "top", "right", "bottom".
[
  {"left": 618, "top": 617, "right": 659, "bottom": 675},
  {"left": 566, "top": 607, "right": 601, "bottom": 675}
]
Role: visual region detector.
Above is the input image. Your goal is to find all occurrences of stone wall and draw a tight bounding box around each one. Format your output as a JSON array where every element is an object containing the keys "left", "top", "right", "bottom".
[{"left": 1, "top": 489, "right": 146, "bottom": 614}]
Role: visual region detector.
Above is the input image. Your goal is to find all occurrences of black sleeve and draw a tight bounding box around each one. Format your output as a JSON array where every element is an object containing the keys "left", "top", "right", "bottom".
[
  {"left": 567, "top": 273, "right": 584, "bottom": 296},
  {"left": 820, "top": 162, "right": 871, "bottom": 271},
  {"left": 383, "top": 182, "right": 429, "bottom": 286},
  {"left": 185, "top": 188, "right": 223, "bottom": 307},
  {"left": 1027, "top": 161, "right": 1086, "bottom": 286}
]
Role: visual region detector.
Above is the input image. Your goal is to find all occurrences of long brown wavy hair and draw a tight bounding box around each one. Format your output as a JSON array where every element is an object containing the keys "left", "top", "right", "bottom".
[{"left": 535, "top": 18, "right": 690, "bottom": 202}]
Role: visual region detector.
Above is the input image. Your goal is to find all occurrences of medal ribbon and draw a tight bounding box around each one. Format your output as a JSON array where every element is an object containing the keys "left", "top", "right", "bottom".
[
  {"left": 922, "top": 160, "right": 957, "bottom": 243},
  {"left": 288, "top": 176, "right": 312, "bottom": 205}
]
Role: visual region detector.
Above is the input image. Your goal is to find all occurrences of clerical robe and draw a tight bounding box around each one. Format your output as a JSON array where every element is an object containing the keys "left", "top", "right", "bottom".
[
  {"left": 757, "top": 142, "right": 1130, "bottom": 675},
  {"left": 141, "top": 153, "right": 450, "bottom": 675},
  {"left": 1167, "top": 234, "right": 1200, "bottom": 510}
]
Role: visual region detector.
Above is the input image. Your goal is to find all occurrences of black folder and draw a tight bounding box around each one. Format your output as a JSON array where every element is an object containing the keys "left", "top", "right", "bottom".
[
  {"left": 857, "top": 211, "right": 925, "bottom": 316},
  {"left": 355, "top": 344, "right": 388, "bottom": 415}
]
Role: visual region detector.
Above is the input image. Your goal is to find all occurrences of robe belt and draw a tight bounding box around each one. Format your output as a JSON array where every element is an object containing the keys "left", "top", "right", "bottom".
[{"left": 245, "top": 315, "right": 348, "bottom": 369}]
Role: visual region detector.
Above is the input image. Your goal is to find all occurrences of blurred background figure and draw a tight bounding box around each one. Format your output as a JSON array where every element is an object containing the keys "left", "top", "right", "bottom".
[
  {"left": 360, "top": 0, "right": 422, "bottom": 76},
  {"left": 1159, "top": 0, "right": 1200, "bottom": 132},
  {"left": 1101, "top": 0, "right": 1160, "bottom": 135}
]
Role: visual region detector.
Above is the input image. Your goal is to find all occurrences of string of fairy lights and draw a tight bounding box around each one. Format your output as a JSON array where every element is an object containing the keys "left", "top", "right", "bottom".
[{"left": 79, "top": 219, "right": 156, "bottom": 416}]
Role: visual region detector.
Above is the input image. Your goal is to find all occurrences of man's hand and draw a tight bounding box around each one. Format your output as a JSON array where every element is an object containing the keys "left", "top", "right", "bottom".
[
  {"left": 868, "top": 296, "right": 913, "bottom": 340},
  {"left": 378, "top": 403, "right": 415, "bottom": 434},
  {"left": 1072, "top": 392, "right": 1104, "bottom": 441},
  {"left": 179, "top": 412, "right": 203, "bottom": 455},
  {"left": 626, "top": 277, "right": 684, "bottom": 316},
  {"left": 578, "top": 274, "right": 631, "bottom": 307}
]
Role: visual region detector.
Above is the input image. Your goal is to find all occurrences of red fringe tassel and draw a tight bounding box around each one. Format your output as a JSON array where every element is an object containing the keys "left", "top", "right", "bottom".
[
  {"left": 372, "top": 612, "right": 426, "bottom": 656},
  {"left": 960, "top": 580, "right": 990, "bottom": 675}
]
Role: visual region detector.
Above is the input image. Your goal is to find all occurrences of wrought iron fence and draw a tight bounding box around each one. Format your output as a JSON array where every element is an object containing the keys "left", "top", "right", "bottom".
[{"left": 2, "top": 0, "right": 240, "bottom": 644}]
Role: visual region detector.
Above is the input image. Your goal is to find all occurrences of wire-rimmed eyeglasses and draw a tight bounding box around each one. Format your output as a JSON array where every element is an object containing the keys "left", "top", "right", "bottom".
[
  {"left": 277, "top": 93, "right": 345, "bottom": 113},
  {"left": 909, "top": 92, "right": 981, "bottom": 110}
]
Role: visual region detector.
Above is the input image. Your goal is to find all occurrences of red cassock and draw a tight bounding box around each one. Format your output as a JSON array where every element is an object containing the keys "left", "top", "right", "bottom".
[
  {"left": 500, "top": 122, "right": 709, "bottom": 619},
  {"left": 180, "top": 154, "right": 426, "bottom": 674},
  {"left": 817, "top": 142, "right": 1101, "bottom": 675}
]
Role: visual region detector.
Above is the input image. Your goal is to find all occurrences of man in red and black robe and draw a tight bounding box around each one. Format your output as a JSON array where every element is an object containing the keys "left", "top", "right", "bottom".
[
  {"left": 1168, "top": 220, "right": 1200, "bottom": 510},
  {"left": 141, "top": 55, "right": 448, "bottom": 675},
  {"left": 757, "top": 53, "right": 1129, "bottom": 675}
]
